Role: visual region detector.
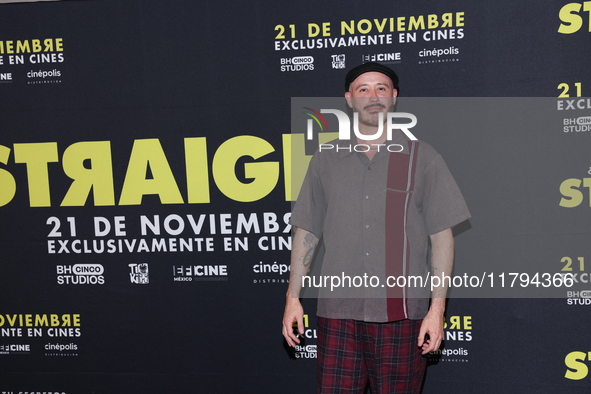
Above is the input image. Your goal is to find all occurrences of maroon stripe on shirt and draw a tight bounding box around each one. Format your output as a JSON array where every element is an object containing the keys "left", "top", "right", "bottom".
[{"left": 385, "top": 141, "right": 419, "bottom": 321}]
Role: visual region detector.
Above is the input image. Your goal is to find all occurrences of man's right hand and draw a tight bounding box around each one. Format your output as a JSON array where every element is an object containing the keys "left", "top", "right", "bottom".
[
  {"left": 282, "top": 227, "right": 318, "bottom": 347},
  {"left": 282, "top": 297, "right": 304, "bottom": 347}
]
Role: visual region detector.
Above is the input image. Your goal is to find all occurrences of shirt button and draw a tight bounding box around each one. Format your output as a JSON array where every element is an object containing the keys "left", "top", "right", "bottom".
[
  {"left": 365, "top": 224, "right": 370, "bottom": 229},
  {"left": 365, "top": 252, "right": 370, "bottom": 256},
  {"left": 365, "top": 195, "right": 369, "bottom": 199}
]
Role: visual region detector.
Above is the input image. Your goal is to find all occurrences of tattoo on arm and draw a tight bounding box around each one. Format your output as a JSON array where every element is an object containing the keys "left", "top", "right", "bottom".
[{"left": 299, "top": 233, "right": 318, "bottom": 268}]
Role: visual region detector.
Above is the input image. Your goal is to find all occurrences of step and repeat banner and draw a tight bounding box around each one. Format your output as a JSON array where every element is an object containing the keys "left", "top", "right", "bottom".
[{"left": 0, "top": 1, "right": 589, "bottom": 393}]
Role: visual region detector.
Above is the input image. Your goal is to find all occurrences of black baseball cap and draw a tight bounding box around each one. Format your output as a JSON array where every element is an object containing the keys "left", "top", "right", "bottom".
[{"left": 344, "top": 62, "right": 399, "bottom": 92}]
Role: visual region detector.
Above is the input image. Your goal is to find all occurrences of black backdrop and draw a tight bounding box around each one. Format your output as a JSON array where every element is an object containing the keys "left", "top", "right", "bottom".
[{"left": 0, "top": 1, "right": 590, "bottom": 393}]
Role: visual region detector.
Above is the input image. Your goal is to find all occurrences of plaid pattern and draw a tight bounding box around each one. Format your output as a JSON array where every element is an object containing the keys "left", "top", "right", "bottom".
[{"left": 317, "top": 317, "right": 426, "bottom": 394}]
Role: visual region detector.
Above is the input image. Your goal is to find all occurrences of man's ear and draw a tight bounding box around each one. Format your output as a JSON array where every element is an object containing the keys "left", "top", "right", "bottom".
[{"left": 344, "top": 92, "right": 352, "bottom": 108}]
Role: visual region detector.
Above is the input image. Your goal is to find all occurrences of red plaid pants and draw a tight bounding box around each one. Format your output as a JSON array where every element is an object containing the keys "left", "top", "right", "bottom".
[{"left": 317, "top": 317, "right": 426, "bottom": 394}]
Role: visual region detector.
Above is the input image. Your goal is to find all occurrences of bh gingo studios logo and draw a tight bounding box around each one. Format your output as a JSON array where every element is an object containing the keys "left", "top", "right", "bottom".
[{"left": 303, "top": 107, "right": 418, "bottom": 153}]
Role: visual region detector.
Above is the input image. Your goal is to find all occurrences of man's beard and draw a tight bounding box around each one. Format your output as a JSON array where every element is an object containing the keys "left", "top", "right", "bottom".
[{"left": 353, "top": 101, "right": 395, "bottom": 127}]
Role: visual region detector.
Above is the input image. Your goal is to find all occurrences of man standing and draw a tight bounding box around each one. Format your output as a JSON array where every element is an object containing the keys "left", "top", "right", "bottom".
[{"left": 282, "top": 62, "right": 470, "bottom": 393}]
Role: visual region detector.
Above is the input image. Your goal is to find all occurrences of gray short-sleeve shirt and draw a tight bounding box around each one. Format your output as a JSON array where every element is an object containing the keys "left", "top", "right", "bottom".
[{"left": 291, "top": 131, "right": 471, "bottom": 322}]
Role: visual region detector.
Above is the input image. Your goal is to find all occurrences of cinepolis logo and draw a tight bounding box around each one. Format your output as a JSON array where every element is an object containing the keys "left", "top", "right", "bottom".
[{"left": 303, "top": 107, "right": 417, "bottom": 153}]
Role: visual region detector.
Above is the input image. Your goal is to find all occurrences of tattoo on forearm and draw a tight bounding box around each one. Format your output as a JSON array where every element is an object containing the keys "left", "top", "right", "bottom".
[{"left": 299, "top": 233, "right": 318, "bottom": 268}]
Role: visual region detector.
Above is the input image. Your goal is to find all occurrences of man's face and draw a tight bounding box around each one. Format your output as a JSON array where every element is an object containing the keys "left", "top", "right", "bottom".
[{"left": 345, "top": 71, "right": 398, "bottom": 128}]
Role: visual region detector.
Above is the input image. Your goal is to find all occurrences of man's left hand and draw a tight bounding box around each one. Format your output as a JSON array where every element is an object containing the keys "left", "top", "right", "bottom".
[{"left": 417, "top": 310, "right": 444, "bottom": 355}]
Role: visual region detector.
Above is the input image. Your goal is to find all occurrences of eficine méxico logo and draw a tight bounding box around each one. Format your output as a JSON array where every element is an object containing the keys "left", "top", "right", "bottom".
[{"left": 303, "top": 107, "right": 418, "bottom": 153}]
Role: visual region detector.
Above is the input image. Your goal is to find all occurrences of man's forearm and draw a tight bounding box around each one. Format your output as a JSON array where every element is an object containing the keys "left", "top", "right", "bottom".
[
  {"left": 429, "top": 228, "right": 454, "bottom": 311},
  {"left": 418, "top": 228, "right": 454, "bottom": 354},
  {"left": 286, "top": 226, "right": 319, "bottom": 299}
]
